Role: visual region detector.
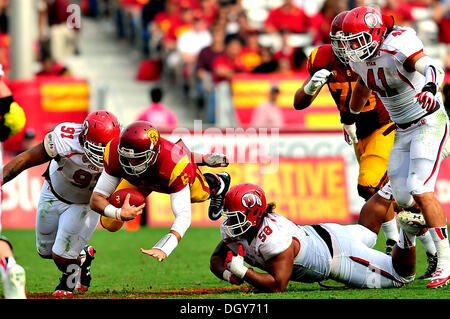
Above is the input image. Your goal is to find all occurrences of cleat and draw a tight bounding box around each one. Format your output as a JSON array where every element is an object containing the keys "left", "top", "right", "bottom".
[
  {"left": 3, "top": 264, "right": 26, "bottom": 299},
  {"left": 53, "top": 266, "right": 79, "bottom": 297},
  {"left": 427, "top": 266, "right": 450, "bottom": 288},
  {"left": 418, "top": 252, "right": 438, "bottom": 280},
  {"left": 76, "top": 245, "right": 96, "bottom": 293},
  {"left": 397, "top": 211, "right": 426, "bottom": 235},
  {"left": 385, "top": 239, "right": 396, "bottom": 256},
  {"left": 52, "top": 290, "right": 74, "bottom": 297},
  {"left": 208, "top": 172, "right": 231, "bottom": 221}
]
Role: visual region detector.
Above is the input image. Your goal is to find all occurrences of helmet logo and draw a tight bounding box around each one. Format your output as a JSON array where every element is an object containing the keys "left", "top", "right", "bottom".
[
  {"left": 364, "top": 12, "right": 382, "bottom": 29},
  {"left": 242, "top": 193, "right": 262, "bottom": 209},
  {"left": 147, "top": 129, "right": 159, "bottom": 146},
  {"left": 82, "top": 120, "right": 89, "bottom": 136}
]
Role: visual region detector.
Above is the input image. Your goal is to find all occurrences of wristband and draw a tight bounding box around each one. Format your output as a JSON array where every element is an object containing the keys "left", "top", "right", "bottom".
[
  {"left": 153, "top": 233, "right": 178, "bottom": 257},
  {"left": 349, "top": 107, "right": 361, "bottom": 115},
  {"left": 104, "top": 204, "right": 122, "bottom": 220}
]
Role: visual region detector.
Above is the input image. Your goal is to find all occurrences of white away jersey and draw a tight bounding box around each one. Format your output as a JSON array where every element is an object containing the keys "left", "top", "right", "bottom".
[
  {"left": 221, "top": 212, "right": 332, "bottom": 283},
  {"left": 44, "top": 122, "right": 102, "bottom": 204},
  {"left": 349, "top": 26, "right": 429, "bottom": 124}
]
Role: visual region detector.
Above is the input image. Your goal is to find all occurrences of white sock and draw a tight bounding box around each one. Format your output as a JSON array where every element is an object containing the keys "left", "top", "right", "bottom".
[
  {"left": 0, "top": 256, "right": 16, "bottom": 281},
  {"left": 381, "top": 218, "right": 399, "bottom": 242},
  {"left": 417, "top": 231, "right": 437, "bottom": 255},
  {"left": 428, "top": 226, "right": 450, "bottom": 263},
  {"left": 397, "top": 229, "right": 416, "bottom": 249}
]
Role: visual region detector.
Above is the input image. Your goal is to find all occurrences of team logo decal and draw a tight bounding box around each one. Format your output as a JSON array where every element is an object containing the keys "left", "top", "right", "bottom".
[
  {"left": 364, "top": 12, "right": 382, "bottom": 29},
  {"left": 82, "top": 120, "right": 89, "bottom": 136},
  {"left": 242, "top": 193, "right": 262, "bottom": 209},
  {"left": 147, "top": 129, "right": 159, "bottom": 145},
  {"left": 115, "top": 195, "right": 121, "bottom": 205}
]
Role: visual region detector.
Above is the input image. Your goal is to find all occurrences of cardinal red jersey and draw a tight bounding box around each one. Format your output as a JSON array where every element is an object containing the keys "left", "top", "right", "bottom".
[
  {"left": 103, "top": 136, "right": 197, "bottom": 194},
  {"left": 307, "top": 44, "right": 391, "bottom": 139}
]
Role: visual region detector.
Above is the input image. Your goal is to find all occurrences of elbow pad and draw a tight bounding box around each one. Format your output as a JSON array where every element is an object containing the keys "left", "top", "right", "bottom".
[{"left": 0, "top": 96, "right": 26, "bottom": 141}]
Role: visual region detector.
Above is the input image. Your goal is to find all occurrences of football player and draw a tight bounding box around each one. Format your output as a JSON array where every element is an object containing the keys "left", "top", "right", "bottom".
[
  {"left": 0, "top": 65, "right": 27, "bottom": 299},
  {"left": 341, "top": 6, "right": 450, "bottom": 288},
  {"left": 2, "top": 110, "right": 121, "bottom": 296},
  {"left": 293, "top": 11, "right": 399, "bottom": 255},
  {"left": 210, "top": 182, "right": 422, "bottom": 291},
  {"left": 89, "top": 121, "right": 230, "bottom": 263}
]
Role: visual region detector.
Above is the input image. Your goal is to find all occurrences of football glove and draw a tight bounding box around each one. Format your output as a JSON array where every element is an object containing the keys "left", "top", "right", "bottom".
[
  {"left": 304, "top": 69, "right": 332, "bottom": 95},
  {"left": 202, "top": 153, "right": 229, "bottom": 167},
  {"left": 222, "top": 269, "right": 244, "bottom": 285},
  {"left": 343, "top": 123, "right": 358, "bottom": 145},
  {"left": 224, "top": 245, "right": 248, "bottom": 279},
  {"left": 414, "top": 82, "right": 438, "bottom": 112}
]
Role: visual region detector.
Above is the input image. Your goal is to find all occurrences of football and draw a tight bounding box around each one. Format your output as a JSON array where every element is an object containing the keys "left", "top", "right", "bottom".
[
  {"left": 109, "top": 188, "right": 146, "bottom": 208},
  {"left": 101, "top": 188, "right": 146, "bottom": 232}
]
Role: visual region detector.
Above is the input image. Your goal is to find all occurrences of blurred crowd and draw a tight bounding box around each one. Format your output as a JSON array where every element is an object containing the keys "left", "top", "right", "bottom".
[
  {"left": 0, "top": 0, "right": 449, "bottom": 127},
  {"left": 86, "top": 0, "right": 450, "bottom": 125}
]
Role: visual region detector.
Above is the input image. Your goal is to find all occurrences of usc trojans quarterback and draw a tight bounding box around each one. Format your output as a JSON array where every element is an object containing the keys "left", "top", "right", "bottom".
[{"left": 90, "top": 121, "right": 230, "bottom": 262}]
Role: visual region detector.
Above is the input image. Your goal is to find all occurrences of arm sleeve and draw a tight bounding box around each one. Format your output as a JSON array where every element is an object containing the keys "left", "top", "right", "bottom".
[
  {"left": 170, "top": 184, "right": 192, "bottom": 238},
  {"left": 92, "top": 171, "right": 121, "bottom": 197}
]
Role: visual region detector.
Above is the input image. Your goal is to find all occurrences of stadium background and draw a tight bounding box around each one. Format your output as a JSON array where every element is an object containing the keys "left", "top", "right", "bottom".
[{"left": 1, "top": 0, "right": 450, "bottom": 232}]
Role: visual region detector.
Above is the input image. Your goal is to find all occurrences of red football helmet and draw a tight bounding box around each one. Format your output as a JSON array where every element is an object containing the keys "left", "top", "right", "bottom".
[
  {"left": 330, "top": 11, "right": 350, "bottom": 64},
  {"left": 341, "top": 6, "right": 387, "bottom": 62},
  {"left": 81, "top": 110, "right": 120, "bottom": 168},
  {"left": 118, "top": 121, "right": 161, "bottom": 176},
  {"left": 221, "top": 183, "right": 267, "bottom": 238}
]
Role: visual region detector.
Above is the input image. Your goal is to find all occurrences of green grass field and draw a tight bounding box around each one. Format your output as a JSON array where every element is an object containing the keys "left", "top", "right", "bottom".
[{"left": 0, "top": 225, "right": 449, "bottom": 299}]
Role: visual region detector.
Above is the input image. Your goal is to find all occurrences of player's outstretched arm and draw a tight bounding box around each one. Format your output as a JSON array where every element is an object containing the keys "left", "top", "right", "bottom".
[
  {"left": 224, "top": 242, "right": 297, "bottom": 293},
  {"left": 293, "top": 70, "right": 332, "bottom": 110},
  {"left": 349, "top": 76, "right": 371, "bottom": 114},
  {"left": 210, "top": 240, "right": 245, "bottom": 285},
  {"left": 141, "top": 185, "right": 191, "bottom": 262},
  {"left": 2, "top": 142, "right": 51, "bottom": 184}
]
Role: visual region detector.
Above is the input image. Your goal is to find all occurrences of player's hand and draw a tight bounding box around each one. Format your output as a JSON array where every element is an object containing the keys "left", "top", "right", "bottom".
[
  {"left": 223, "top": 269, "right": 244, "bottom": 285},
  {"left": 224, "top": 245, "right": 248, "bottom": 279},
  {"left": 343, "top": 123, "right": 358, "bottom": 145},
  {"left": 202, "top": 153, "right": 229, "bottom": 167},
  {"left": 119, "top": 193, "right": 145, "bottom": 221},
  {"left": 140, "top": 248, "right": 167, "bottom": 262},
  {"left": 304, "top": 69, "right": 333, "bottom": 95},
  {"left": 414, "top": 91, "right": 437, "bottom": 112}
]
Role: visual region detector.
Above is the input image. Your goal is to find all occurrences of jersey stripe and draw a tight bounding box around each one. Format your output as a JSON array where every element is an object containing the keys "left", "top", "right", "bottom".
[
  {"left": 104, "top": 140, "right": 112, "bottom": 167},
  {"left": 169, "top": 155, "right": 190, "bottom": 187}
]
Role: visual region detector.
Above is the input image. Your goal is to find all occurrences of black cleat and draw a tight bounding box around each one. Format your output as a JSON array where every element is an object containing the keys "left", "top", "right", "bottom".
[
  {"left": 385, "top": 239, "right": 397, "bottom": 256},
  {"left": 52, "top": 267, "right": 79, "bottom": 297},
  {"left": 208, "top": 172, "right": 231, "bottom": 221},
  {"left": 76, "top": 245, "right": 96, "bottom": 293},
  {"left": 418, "top": 252, "right": 438, "bottom": 280}
]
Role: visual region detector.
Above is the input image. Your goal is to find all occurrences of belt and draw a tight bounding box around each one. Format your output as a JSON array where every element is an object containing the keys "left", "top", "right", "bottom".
[
  {"left": 311, "top": 224, "right": 333, "bottom": 257},
  {"left": 395, "top": 103, "right": 440, "bottom": 130},
  {"left": 47, "top": 179, "right": 74, "bottom": 205}
]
